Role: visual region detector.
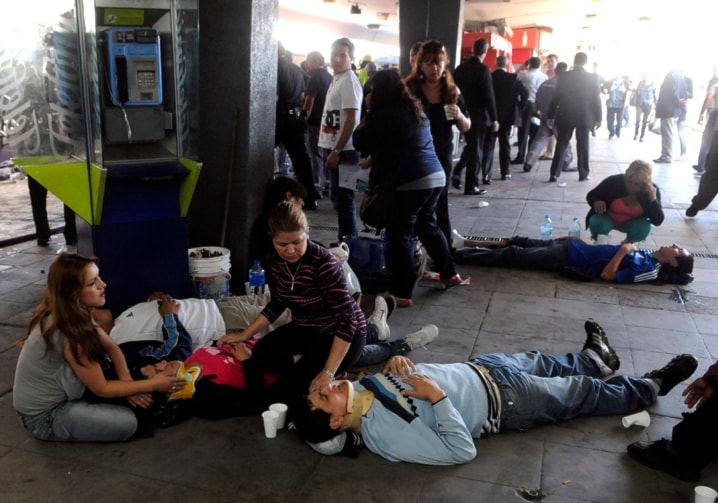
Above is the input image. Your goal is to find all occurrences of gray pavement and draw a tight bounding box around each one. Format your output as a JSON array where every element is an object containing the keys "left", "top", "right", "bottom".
[{"left": 1, "top": 130, "right": 718, "bottom": 502}]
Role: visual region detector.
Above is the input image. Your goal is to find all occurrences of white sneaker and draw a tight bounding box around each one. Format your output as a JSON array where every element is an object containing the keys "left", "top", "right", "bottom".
[
  {"left": 403, "top": 324, "right": 439, "bottom": 350},
  {"left": 366, "top": 295, "right": 390, "bottom": 341},
  {"left": 451, "top": 229, "right": 466, "bottom": 249},
  {"left": 57, "top": 244, "right": 78, "bottom": 255}
]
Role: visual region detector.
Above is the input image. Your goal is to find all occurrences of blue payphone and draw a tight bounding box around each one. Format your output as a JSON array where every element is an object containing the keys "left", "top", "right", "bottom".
[{"left": 107, "top": 27, "right": 162, "bottom": 107}]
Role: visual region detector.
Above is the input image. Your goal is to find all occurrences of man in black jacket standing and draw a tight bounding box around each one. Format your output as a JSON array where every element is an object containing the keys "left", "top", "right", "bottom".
[
  {"left": 482, "top": 55, "right": 527, "bottom": 182},
  {"left": 547, "top": 52, "right": 602, "bottom": 182},
  {"left": 453, "top": 38, "right": 499, "bottom": 195}
]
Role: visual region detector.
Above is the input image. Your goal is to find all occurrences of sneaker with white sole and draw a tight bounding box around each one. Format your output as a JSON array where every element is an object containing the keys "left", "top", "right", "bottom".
[
  {"left": 451, "top": 229, "right": 466, "bottom": 249},
  {"left": 403, "top": 324, "right": 439, "bottom": 350},
  {"left": 366, "top": 295, "right": 390, "bottom": 341}
]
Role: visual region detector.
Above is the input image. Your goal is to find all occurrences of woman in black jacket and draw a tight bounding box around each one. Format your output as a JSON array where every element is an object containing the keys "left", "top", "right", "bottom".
[{"left": 586, "top": 160, "right": 664, "bottom": 243}]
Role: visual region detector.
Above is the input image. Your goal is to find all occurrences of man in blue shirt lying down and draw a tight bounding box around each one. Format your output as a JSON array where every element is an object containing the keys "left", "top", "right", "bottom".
[
  {"left": 292, "top": 320, "right": 698, "bottom": 465},
  {"left": 451, "top": 235, "right": 694, "bottom": 285}
]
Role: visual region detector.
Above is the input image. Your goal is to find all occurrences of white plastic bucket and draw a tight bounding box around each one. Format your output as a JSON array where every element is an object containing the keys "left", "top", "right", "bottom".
[{"left": 188, "top": 247, "right": 231, "bottom": 275}]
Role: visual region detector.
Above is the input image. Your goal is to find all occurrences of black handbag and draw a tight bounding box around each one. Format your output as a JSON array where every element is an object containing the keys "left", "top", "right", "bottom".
[{"left": 359, "top": 181, "right": 392, "bottom": 230}]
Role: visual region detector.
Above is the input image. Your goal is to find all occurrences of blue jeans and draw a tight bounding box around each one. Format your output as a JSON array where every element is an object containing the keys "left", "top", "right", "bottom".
[
  {"left": 19, "top": 400, "right": 137, "bottom": 442},
  {"left": 472, "top": 351, "right": 656, "bottom": 431},
  {"left": 328, "top": 149, "right": 360, "bottom": 240},
  {"left": 355, "top": 323, "right": 414, "bottom": 366},
  {"left": 607, "top": 107, "right": 623, "bottom": 137},
  {"left": 306, "top": 125, "right": 327, "bottom": 192}
]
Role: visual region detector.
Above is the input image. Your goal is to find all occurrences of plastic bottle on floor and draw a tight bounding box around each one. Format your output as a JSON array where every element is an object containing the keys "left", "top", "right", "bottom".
[
  {"left": 568, "top": 217, "right": 581, "bottom": 239},
  {"left": 539, "top": 214, "right": 553, "bottom": 240},
  {"left": 248, "top": 259, "right": 266, "bottom": 295}
]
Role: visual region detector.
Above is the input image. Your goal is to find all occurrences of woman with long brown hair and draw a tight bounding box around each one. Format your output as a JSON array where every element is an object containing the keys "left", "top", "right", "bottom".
[
  {"left": 405, "top": 40, "right": 471, "bottom": 245},
  {"left": 13, "top": 254, "right": 184, "bottom": 442}
]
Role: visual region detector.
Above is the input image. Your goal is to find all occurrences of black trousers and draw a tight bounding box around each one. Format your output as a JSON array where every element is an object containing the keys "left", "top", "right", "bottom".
[
  {"left": 243, "top": 323, "right": 366, "bottom": 399},
  {"left": 275, "top": 113, "right": 320, "bottom": 202},
  {"left": 28, "top": 176, "right": 77, "bottom": 245},
  {"left": 672, "top": 392, "right": 718, "bottom": 471},
  {"left": 482, "top": 122, "right": 512, "bottom": 177},
  {"left": 461, "top": 121, "right": 487, "bottom": 189},
  {"left": 551, "top": 124, "right": 590, "bottom": 180}
]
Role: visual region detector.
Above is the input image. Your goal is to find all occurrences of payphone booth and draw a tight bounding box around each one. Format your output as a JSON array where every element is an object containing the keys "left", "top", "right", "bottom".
[{"left": 7, "top": 0, "right": 201, "bottom": 314}]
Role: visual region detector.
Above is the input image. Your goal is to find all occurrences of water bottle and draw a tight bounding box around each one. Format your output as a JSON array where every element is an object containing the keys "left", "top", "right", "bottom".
[
  {"left": 248, "top": 259, "right": 266, "bottom": 295},
  {"left": 539, "top": 214, "right": 553, "bottom": 240},
  {"left": 568, "top": 217, "right": 581, "bottom": 239}
]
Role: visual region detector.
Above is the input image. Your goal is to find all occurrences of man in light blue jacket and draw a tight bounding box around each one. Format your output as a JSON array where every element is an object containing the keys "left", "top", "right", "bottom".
[{"left": 293, "top": 320, "right": 697, "bottom": 465}]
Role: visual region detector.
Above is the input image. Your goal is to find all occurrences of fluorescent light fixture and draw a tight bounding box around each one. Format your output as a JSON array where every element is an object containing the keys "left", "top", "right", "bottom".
[{"left": 367, "top": 23, "right": 380, "bottom": 29}]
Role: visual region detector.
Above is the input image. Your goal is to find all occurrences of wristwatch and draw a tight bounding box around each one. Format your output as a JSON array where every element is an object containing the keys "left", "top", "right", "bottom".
[{"left": 331, "top": 148, "right": 341, "bottom": 156}]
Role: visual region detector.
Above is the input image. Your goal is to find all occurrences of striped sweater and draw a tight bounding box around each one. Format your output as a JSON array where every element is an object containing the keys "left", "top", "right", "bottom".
[{"left": 261, "top": 240, "right": 365, "bottom": 343}]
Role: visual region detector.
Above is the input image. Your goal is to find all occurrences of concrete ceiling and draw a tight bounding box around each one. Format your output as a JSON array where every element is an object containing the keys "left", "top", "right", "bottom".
[{"left": 279, "top": 0, "right": 711, "bottom": 70}]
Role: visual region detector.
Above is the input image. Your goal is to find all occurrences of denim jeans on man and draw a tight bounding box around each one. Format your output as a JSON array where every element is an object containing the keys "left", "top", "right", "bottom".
[
  {"left": 472, "top": 351, "right": 655, "bottom": 431},
  {"left": 328, "top": 149, "right": 360, "bottom": 240}
]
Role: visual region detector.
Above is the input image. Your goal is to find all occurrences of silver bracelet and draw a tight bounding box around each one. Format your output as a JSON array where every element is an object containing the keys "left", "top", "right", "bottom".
[{"left": 323, "top": 368, "right": 335, "bottom": 380}]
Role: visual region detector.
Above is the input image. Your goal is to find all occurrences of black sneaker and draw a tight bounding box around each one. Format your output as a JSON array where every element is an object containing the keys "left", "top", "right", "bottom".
[
  {"left": 582, "top": 319, "right": 620, "bottom": 373},
  {"left": 643, "top": 354, "right": 698, "bottom": 396},
  {"left": 627, "top": 439, "right": 701, "bottom": 482}
]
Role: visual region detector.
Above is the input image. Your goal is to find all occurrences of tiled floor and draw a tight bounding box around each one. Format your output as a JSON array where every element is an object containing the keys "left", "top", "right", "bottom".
[{"left": 1, "top": 129, "right": 717, "bottom": 502}]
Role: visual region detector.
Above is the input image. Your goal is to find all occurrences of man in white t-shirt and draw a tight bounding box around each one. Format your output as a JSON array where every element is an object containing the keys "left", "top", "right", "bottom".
[{"left": 318, "top": 37, "right": 364, "bottom": 240}]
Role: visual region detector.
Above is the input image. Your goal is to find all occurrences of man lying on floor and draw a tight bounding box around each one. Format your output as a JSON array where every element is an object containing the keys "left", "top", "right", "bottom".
[
  {"left": 292, "top": 320, "right": 698, "bottom": 465},
  {"left": 451, "top": 233, "right": 694, "bottom": 285}
]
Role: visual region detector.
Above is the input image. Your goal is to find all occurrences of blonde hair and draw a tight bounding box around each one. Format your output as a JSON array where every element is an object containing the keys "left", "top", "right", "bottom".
[{"left": 625, "top": 160, "right": 652, "bottom": 184}]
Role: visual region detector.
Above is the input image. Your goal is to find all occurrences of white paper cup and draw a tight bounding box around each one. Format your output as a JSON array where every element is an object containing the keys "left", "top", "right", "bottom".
[
  {"left": 269, "top": 403, "right": 288, "bottom": 429},
  {"left": 262, "top": 410, "right": 279, "bottom": 438},
  {"left": 443, "top": 104, "right": 452, "bottom": 120},
  {"left": 695, "top": 486, "right": 718, "bottom": 503},
  {"left": 622, "top": 410, "right": 651, "bottom": 428}
]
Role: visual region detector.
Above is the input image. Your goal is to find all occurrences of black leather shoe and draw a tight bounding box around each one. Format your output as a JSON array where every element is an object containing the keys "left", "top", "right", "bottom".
[
  {"left": 464, "top": 186, "right": 488, "bottom": 195},
  {"left": 548, "top": 176, "right": 557, "bottom": 182},
  {"left": 510, "top": 158, "right": 524, "bottom": 165},
  {"left": 643, "top": 354, "right": 698, "bottom": 395},
  {"left": 686, "top": 206, "right": 699, "bottom": 217},
  {"left": 627, "top": 439, "right": 701, "bottom": 482},
  {"left": 501, "top": 174, "right": 511, "bottom": 180},
  {"left": 579, "top": 176, "right": 590, "bottom": 181},
  {"left": 523, "top": 164, "right": 532, "bottom": 172},
  {"left": 304, "top": 199, "right": 319, "bottom": 211},
  {"left": 582, "top": 319, "right": 620, "bottom": 373},
  {"left": 451, "top": 176, "right": 463, "bottom": 190},
  {"left": 482, "top": 177, "right": 491, "bottom": 185}
]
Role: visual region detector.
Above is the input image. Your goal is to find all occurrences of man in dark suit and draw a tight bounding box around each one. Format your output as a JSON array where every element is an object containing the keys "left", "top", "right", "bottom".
[
  {"left": 453, "top": 38, "right": 499, "bottom": 195},
  {"left": 547, "top": 52, "right": 602, "bottom": 182},
  {"left": 481, "top": 55, "right": 528, "bottom": 182}
]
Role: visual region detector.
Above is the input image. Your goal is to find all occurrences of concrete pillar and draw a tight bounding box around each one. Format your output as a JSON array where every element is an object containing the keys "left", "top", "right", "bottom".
[
  {"left": 398, "top": 0, "right": 464, "bottom": 77},
  {"left": 193, "top": 0, "right": 277, "bottom": 291}
]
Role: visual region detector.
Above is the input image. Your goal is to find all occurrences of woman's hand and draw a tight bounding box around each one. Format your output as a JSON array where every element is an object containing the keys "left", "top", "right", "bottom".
[
  {"left": 151, "top": 374, "right": 188, "bottom": 394},
  {"left": 383, "top": 355, "right": 417, "bottom": 378},
  {"left": 218, "top": 330, "right": 250, "bottom": 348},
  {"left": 593, "top": 200, "right": 607, "bottom": 213},
  {"left": 683, "top": 377, "right": 715, "bottom": 409},
  {"left": 642, "top": 183, "right": 657, "bottom": 202},
  {"left": 309, "top": 370, "right": 333, "bottom": 393},
  {"left": 127, "top": 392, "right": 154, "bottom": 409},
  {"left": 401, "top": 374, "right": 446, "bottom": 404}
]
